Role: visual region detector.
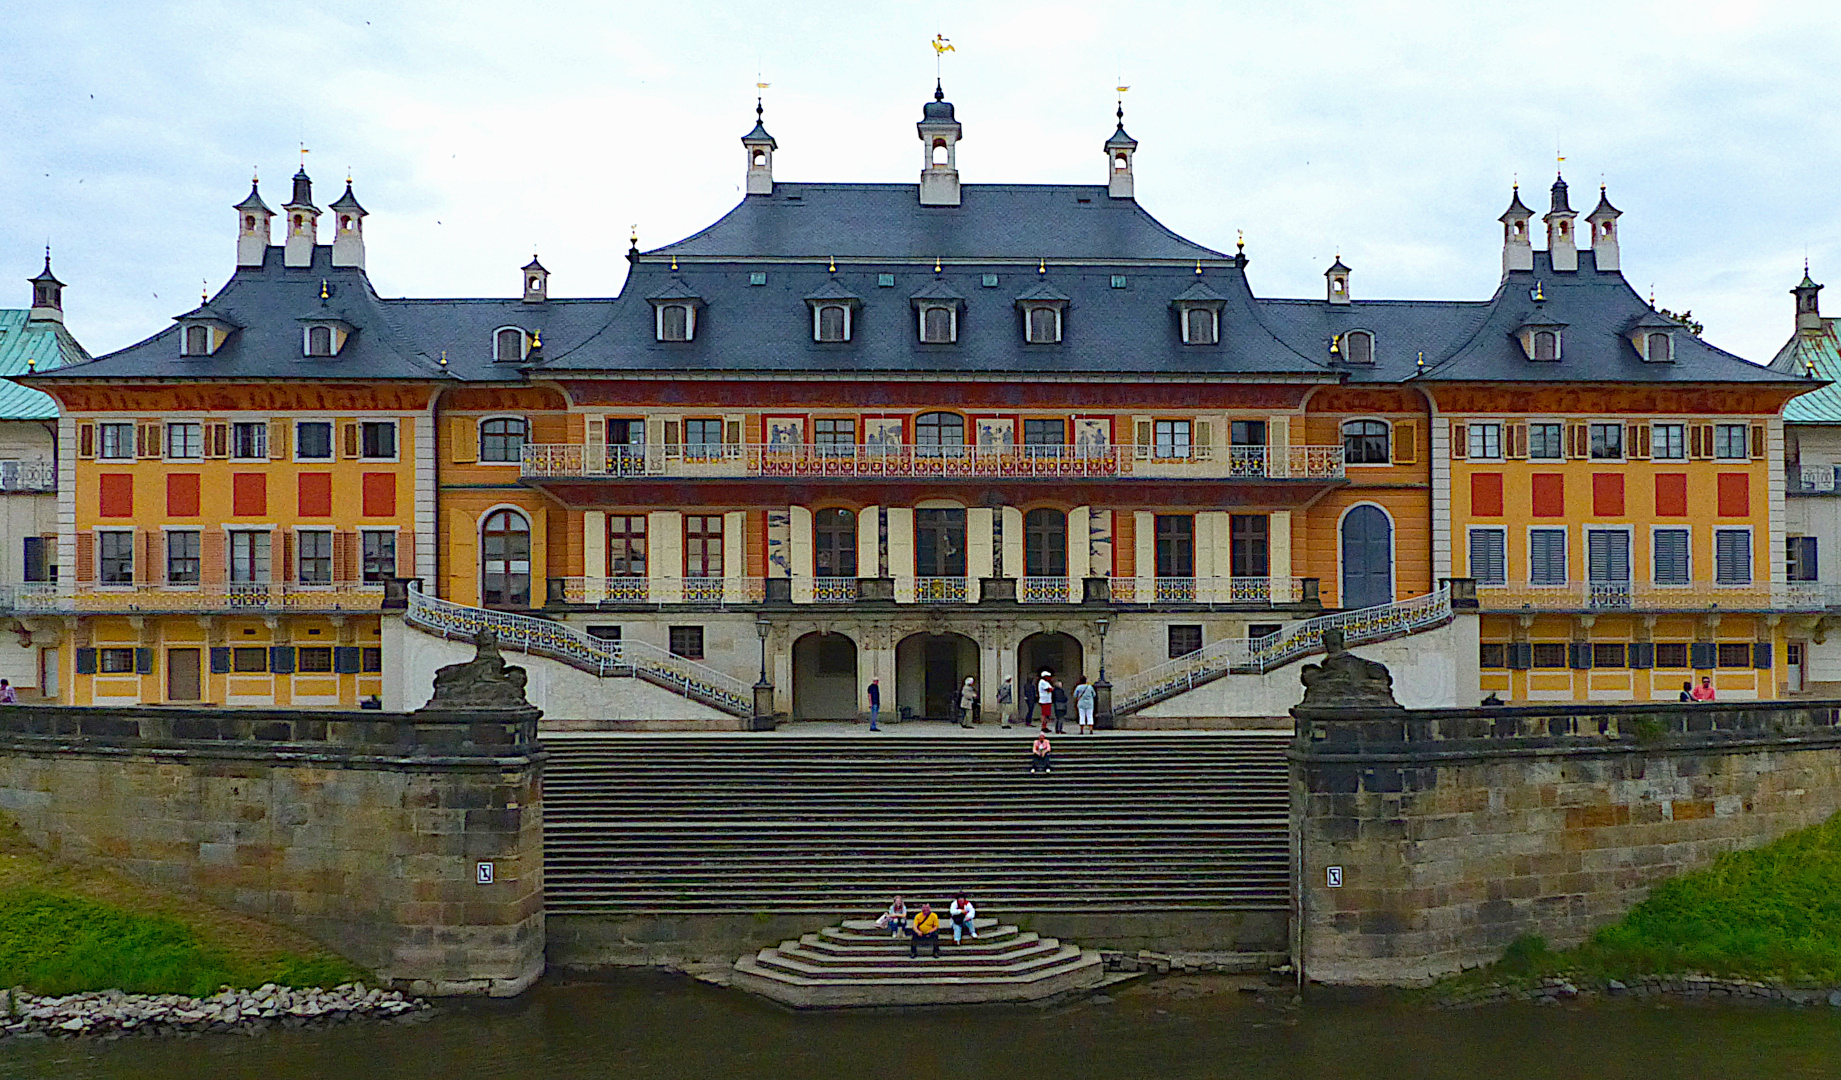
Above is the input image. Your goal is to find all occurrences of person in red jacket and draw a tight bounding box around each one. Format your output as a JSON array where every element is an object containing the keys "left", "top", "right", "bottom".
[{"left": 1692, "top": 676, "right": 1716, "bottom": 702}]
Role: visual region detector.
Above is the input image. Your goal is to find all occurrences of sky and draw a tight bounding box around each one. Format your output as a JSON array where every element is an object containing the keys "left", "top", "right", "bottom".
[{"left": 4, "top": 0, "right": 1839, "bottom": 362}]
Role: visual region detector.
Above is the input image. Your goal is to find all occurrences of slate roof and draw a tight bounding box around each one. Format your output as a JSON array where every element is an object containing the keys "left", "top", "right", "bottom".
[
  {"left": 0, "top": 310, "right": 90, "bottom": 419},
  {"left": 1767, "top": 317, "right": 1841, "bottom": 422}
]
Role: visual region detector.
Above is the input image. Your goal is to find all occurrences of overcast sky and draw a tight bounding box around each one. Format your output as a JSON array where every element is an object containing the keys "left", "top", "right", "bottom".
[{"left": 5, "top": 0, "right": 1838, "bottom": 362}]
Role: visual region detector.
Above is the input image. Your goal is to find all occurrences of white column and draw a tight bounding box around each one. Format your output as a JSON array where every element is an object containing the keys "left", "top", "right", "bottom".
[
  {"left": 1270, "top": 510, "right": 1293, "bottom": 602},
  {"left": 583, "top": 510, "right": 606, "bottom": 602},
  {"left": 1002, "top": 505, "right": 1025, "bottom": 579},
  {"left": 1431, "top": 413, "right": 1452, "bottom": 579},
  {"left": 1067, "top": 506, "right": 1090, "bottom": 581},
  {"left": 1134, "top": 510, "right": 1155, "bottom": 598},
  {"left": 790, "top": 505, "right": 814, "bottom": 603},
  {"left": 857, "top": 505, "right": 881, "bottom": 577},
  {"left": 1212, "top": 511, "right": 1233, "bottom": 602},
  {"left": 649, "top": 510, "right": 681, "bottom": 603},
  {"left": 723, "top": 510, "right": 746, "bottom": 602},
  {"left": 978, "top": 636, "right": 1002, "bottom": 725},
  {"left": 414, "top": 410, "right": 437, "bottom": 583},
  {"left": 888, "top": 507, "right": 914, "bottom": 602},
  {"left": 1268, "top": 414, "right": 1291, "bottom": 477},
  {"left": 968, "top": 506, "right": 994, "bottom": 599},
  {"left": 1195, "top": 511, "right": 1218, "bottom": 581}
]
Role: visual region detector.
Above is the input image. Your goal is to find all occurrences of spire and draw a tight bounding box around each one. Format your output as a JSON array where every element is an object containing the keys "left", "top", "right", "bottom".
[
  {"left": 28, "top": 247, "right": 63, "bottom": 323},
  {"left": 1548, "top": 172, "right": 1573, "bottom": 214},
  {"left": 1105, "top": 98, "right": 1138, "bottom": 199},
  {"left": 1500, "top": 183, "right": 1534, "bottom": 274},
  {"left": 742, "top": 96, "right": 778, "bottom": 196},
  {"left": 235, "top": 172, "right": 275, "bottom": 268},
  {"left": 1794, "top": 264, "right": 1824, "bottom": 333},
  {"left": 1543, "top": 171, "right": 1579, "bottom": 271},
  {"left": 1586, "top": 183, "right": 1622, "bottom": 272},
  {"left": 329, "top": 176, "right": 367, "bottom": 269},
  {"left": 282, "top": 167, "right": 320, "bottom": 268}
]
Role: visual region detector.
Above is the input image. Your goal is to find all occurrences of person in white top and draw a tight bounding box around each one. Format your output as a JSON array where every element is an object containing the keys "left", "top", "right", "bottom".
[
  {"left": 1036, "top": 671, "right": 1055, "bottom": 731},
  {"left": 949, "top": 895, "right": 978, "bottom": 942},
  {"left": 1073, "top": 676, "right": 1097, "bottom": 733},
  {"left": 875, "top": 895, "right": 909, "bottom": 938}
]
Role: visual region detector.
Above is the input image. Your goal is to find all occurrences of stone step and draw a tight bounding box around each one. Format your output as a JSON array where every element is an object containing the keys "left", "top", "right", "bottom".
[
  {"left": 729, "top": 941, "right": 1108, "bottom": 1008},
  {"left": 752, "top": 942, "right": 1081, "bottom": 980}
]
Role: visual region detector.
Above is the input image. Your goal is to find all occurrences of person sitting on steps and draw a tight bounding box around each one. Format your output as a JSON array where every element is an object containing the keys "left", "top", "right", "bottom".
[
  {"left": 1030, "top": 733, "right": 1053, "bottom": 773},
  {"left": 909, "top": 903, "right": 942, "bottom": 958},
  {"left": 949, "top": 894, "right": 978, "bottom": 943},
  {"left": 875, "top": 895, "right": 909, "bottom": 937}
]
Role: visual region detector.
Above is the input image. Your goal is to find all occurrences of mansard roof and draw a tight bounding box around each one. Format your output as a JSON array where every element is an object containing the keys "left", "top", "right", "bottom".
[
  {"left": 1768, "top": 317, "right": 1841, "bottom": 422},
  {"left": 0, "top": 309, "right": 89, "bottom": 418}
]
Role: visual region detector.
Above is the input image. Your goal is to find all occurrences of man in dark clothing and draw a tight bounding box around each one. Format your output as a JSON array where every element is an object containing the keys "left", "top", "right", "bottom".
[
  {"left": 1051, "top": 679, "right": 1069, "bottom": 734},
  {"left": 867, "top": 678, "right": 881, "bottom": 731}
]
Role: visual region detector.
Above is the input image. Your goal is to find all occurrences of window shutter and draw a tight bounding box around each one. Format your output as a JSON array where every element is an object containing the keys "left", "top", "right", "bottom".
[
  {"left": 725, "top": 419, "right": 743, "bottom": 445},
  {"left": 205, "top": 422, "right": 229, "bottom": 459},
  {"left": 1690, "top": 641, "right": 1717, "bottom": 670},
  {"left": 451, "top": 417, "right": 477, "bottom": 463},
  {"left": 201, "top": 529, "right": 226, "bottom": 586},
  {"left": 137, "top": 421, "right": 161, "bottom": 459},
  {"left": 1653, "top": 529, "right": 1688, "bottom": 584},
  {"left": 1194, "top": 421, "right": 1212, "bottom": 459},
  {"left": 1753, "top": 641, "right": 1773, "bottom": 669},
  {"left": 1450, "top": 422, "right": 1468, "bottom": 459},
  {"left": 1751, "top": 423, "right": 1767, "bottom": 460},
  {"left": 134, "top": 647, "right": 154, "bottom": 675},
  {"left": 269, "top": 419, "right": 290, "bottom": 460},
  {"left": 341, "top": 421, "right": 361, "bottom": 459},
  {"left": 333, "top": 646, "right": 361, "bottom": 674},
  {"left": 1135, "top": 420, "right": 1152, "bottom": 455},
  {"left": 1629, "top": 641, "right": 1655, "bottom": 669},
  {"left": 75, "top": 648, "right": 96, "bottom": 675},
  {"left": 1625, "top": 423, "right": 1642, "bottom": 459},
  {"left": 1587, "top": 531, "right": 1630, "bottom": 583},
  {"left": 1393, "top": 420, "right": 1417, "bottom": 464},
  {"left": 277, "top": 531, "right": 293, "bottom": 585},
  {"left": 1507, "top": 642, "right": 1532, "bottom": 670},
  {"left": 75, "top": 532, "right": 94, "bottom": 584},
  {"left": 398, "top": 530, "right": 416, "bottom": 581},
  {"left": 269, "top": 645, "right": 296, "bottom": 675},
  {"left": 77, "top": 422, "right": 95, "bottom": 459},
  {"left": 1566, "top": 422, "right": 1588, "bottom": 459},
  {"left": 142, "top": 530, "right": 163, "bottom": 586},
  {"left": 209, "top": 647, "right": 231, "bottom": 674},
  {"left": 586, "top": 417, "right": 605, "bottom": 446},
  {"left": 333, "top": 530, "right": 357, "bottom": 584},
  {"left": 1468, "top": 529, "right": 1506, "bottom": 584},
  {"left": 1506, "top": 422, "right": 1528, "bottom": 460},
  {"left": 1569, "top": 642, "right": 1593, "bottom": 670},
  {"left": 1691, "top": 423, "right": 1715, "bottom": 460},
  {"left": 664, "top": 421, "right": 681, "bottom": 457},
  {"left": 1635, "top": 422, "right": 1651, "bottom": 460}
]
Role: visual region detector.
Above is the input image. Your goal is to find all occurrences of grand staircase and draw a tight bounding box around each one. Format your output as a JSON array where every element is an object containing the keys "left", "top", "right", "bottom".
[{"left": 539, "top": 732, "right": 1291, "bottom": 915}]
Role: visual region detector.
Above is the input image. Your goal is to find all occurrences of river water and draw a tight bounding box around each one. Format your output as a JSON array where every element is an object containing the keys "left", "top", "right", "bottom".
[{"left": 2, "top": 973, "right": 1836, "bottom": 1080}]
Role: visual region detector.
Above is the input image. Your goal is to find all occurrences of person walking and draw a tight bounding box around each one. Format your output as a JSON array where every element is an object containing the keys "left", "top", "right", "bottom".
[
  {"left": 1036, "top": 671, "right": 1055, "bottom": 732},
  {"left": 1051, "top": 678, "right": 1069, "bottom": 734},
  {"left": 875, "top": 895, "right": 908, "bottom": 937},
  {"left": 1692, "top": 676, "right": 1716, "bottom": 702},
  {"left": 867, "top": 677, "right": 882, "bottom": 731},
  {"left": 948, "top": 894, "right": 978, "bottom": 942},
  {"left": 1073, "top": 676, "right": 1096, "bottom": 734},
  {"left": 909, "top": 903, "right": 942, "bottom": 958},
  {"left": 1029, "top": 733, "right": 1053, "bottom": 773},
  {"left": 959, "top": 677, "right": 979, "bottom": 728},
  {"left": 996, "top": 676, "right": 1014, "bottom": 729}
]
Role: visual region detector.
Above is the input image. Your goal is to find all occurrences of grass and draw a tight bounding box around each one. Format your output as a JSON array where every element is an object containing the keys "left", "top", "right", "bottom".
[
  {"left": 1450, "top": 811, "right": 1841, "bottom": 990},
  {"left": 0, "top": 821, "right": 364, "bottom": 998}
]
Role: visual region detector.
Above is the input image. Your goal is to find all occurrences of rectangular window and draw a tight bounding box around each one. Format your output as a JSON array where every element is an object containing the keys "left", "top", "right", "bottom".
[
  {"left": 98, "top": 422, "right": 135, "bottom": 460},
  {"left": 1468, "top": 528, "right": 1507, "bottom": 585},
  {"left": 478, "top": 418, "right": 527, "bottom": 463},
  {"left": 1467, "top": 423, "right": 1502, "bottom": 460},
  {"left": 98, "top": 531, "right": 134, "bottom": 584},
  {"left": 1023, "top": 418, "right": 1066, "bottom": 455},
  {"left": 99, "top": 647, "right": 136, "bottom": 674},
  {"left": 1479, "top": 643, "right": 1508, "bottom": 668},
  {"left": 1229, "top": 515, "right": 1269, "bottom": 578},
  {"left": 608, "top": 515, "right": 647, "bottom": 577},
  {"left": 232, "top": 646, "right": 268, "bottom": 673},
  {"left": 684, "top": 515, "right": 723, "bottom": 578},
  {"left": 297, "top": 530, "right": 333, "bottom": 584},
  {"left": 1247, "top": 623, "right": 1282, "bottom": 640},
  {"left": 1527, "top": 422, "right": 1564, "bottom": 460},
  {"left": 1651, "top": 423, "right": 1686, "bottom": 460},
  {"left": 1653, "top": 528, "right": 1690, "bottom": 584},
  {"left": 1587, "top": 530, "right": 1631, "bottom": 584},
  {"left": 683, "top": 418, "right": 723, "bottom": 459},
  {"left": 1528, "top": 528, "right": 1567, "bottom": 585},
  {"left": 360, "top": 646, "right": 383, "bottom": 673},
  {"left": 1230, "top": 420, "right": 1267, "bottom": 447},
  {"left": 1168, "top": 625, "right": 1203, "bottom": 658},
  {"left": 297, "top": 646, "right": 334, "bottom": 673},
  {"left": 231, "top": 421, "right": 268, "bottom": 460},
  {"left": 296, "top": 422, "right": 333, "bottom": 460},
  {"left": 813, "top": 418, "right": 855, "bottom": 454},
  {"left": 1154, "top": 515, "right": 1194, "bottom": 578},
  {"left": 1654, "top": 642, "right": 1690, "bottom": 669},
  {"left": 361, "top": 530, "right": 397, "bottom": 583},
  {"left": 228, "top": 530, "right": 271, "bottom": 584},
  {"left": 1592, "top": 643, "right": 1627, "bottom": 669},
  {"left": 165, "top": 422, "right": 203, "bottom": 460},
  {"left": 586, "top": 626, "right": 622, "bottom": 642},
  {"left": 1531, "top": 643, "right": 1569, "bottom": 668},
  {"left": 1715, "top": 529, "right": 1752, "bottom": 585},
  {"left": 1788, "top": 536, "right": 1819, "bottom": 582},
  {"left": 669, "top": 625, "right": 704, "bottom": 660},
  {"left": 22, "top": 536, "right": 51, "bottom": 583},
  {"left": 166, "top": 530, "right": 201, "bottom": 585},
  {"left": 1153, "top": 420, "right": 1192, "bottom": 460},
  {"left": 1589, "top": 423, "right": 1623, "bottom": 460},
  {"left": 360, "top": 421, "right": 397, "bottom": 459},
  {"left": 1716, "top": 642, "right": 1752, "bottom": 668},
  {"left": 1713, "top": 424, "right": 1749, "bottom": 460}
]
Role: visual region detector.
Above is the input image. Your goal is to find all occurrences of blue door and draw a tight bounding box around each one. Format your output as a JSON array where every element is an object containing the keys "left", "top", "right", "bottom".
[{"left": 1340, "top": 506, "right": 1393, "bottom": 610}]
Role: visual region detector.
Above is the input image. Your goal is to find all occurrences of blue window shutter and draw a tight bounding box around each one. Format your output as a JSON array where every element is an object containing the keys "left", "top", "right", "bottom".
[
  {"left": 269, "top": 646, "right": 295, "bottom": 674},
  {"left": 1690, "top": 641, "right": 1717, "bottom": 670},
  {"left": 333, "top": 646, "right": 361, "bottom": 674},
  {"left": 209, "top": 647, "right": 231, "bottom": 674},
  {"left": 1628, "top": 642, "right": 1654, "bottom": 669},
  {"left": 75, "top": 648, "right": 96, "bottom": 675},
  {"left": 1753, "top": 642, "right": 1773, "bottom": 669},
  {"left": 1507, "top": 642, "right": 1532, "bottom": 670},
  {"left": 1568, "top": 642, "right": 1593, "bottom": 670},
  {"left": 134, "top": 648, "right": 154, "bottom": 675}
]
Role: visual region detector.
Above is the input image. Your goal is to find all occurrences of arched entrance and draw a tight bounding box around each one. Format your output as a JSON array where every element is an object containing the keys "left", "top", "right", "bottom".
[
  {"left": 793, "top": 632, "right": 858, "bottom": 719},
  {"left": 1340, "top": 505, "right": 1393, "bottom": 610},
  {"left": 1017, "top": 631, "right": 1084, "bottom": 715},
  {"left": 894, "top": 632, "right": 978, "bottom": 720}
]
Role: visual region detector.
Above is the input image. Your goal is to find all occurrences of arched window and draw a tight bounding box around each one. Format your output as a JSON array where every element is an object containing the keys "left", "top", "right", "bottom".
[
  {"left": 479, "top": 418, "right": 528, "bottom": 463},
  {"left": 1343, "top": 330, "right": 1374, "bottom": 364},
  {"left": 182, "top": 325, "right": 209, "bottom": 356},
  {"left": 921, "top": 305, "right": 954, "bottom": 343},
  {"left": 915, "top": 412, "right": 965, "bottom": 456},
  {"left": 480, "top": 509, "right": 531, "bottom": 607},
  {"left": 306, "top": 325, "right": 333, "bottom": 357},
  {"left": 494, "top": 327, "right": 525, "bottom": 362},
  {"left": 243, "top": 215, "right": 255, "bottom": 231},
  {"left": 1342, "top": 420, "right": 1391, "bottom": 465},
  {"left": 1183, "top": 307, "right": 1217, "bottom": 345},
  {"left": 1646, "top": 332, "right": 1671, "bottom": 362},
  {"left": 816, "top": 305, "right": 849, "bottom": 342},
  {"left": 932, "top": 140, "right": 949, "bottom": 166},
  {"left": 1023, "top": 509, "right": 1067, "bottom": 577},
  {"left": 1533, "top": 330, "right": 1558, "bottom": 361},
  {"left": 752, "top": 150, "right": 767, "bottom": 167},
  {"left": 1026, "top": 306, "right": 1059, "bottom": 344},
  {"left": 1114, "top": 153, "right": 1129, "bottom": 171},
  {"left": 814, "top": 508, "right": 857, "bottom": 578},
  {"left": 659, "top": 304, "right": 691, "bottom": 342}
]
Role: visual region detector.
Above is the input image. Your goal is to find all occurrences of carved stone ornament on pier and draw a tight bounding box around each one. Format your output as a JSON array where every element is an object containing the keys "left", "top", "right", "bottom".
[
  {"left": 420, "top": 630, "right": 533, "bottom": 711},
  {"left": 1297, "top": 628, "right": 1402, "bottom": 711}
]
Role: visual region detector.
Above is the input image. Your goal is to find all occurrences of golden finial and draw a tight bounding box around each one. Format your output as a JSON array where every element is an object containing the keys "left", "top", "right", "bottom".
[
  {"left": 1194, "top": 260, "right": 1202, "bottom": 276},
  {"left": 319, "top": 280, "right": 329, "bottom": 300},
  {"left": 630, "top": 224, "right": 638, "bottom": 249},
  {"left": 25, "top": 356, "right": 36, "bottom": 373},
  {"left": 829, "top": 255, "right": 837, "bottom": 273},
  {"left": 934, "top": 256, "right": 942, "bottom": 273},
  {"left": 1236, "top": 230, "right": 1245, "bottom": 252},
  {"left": 438, "top": 350, "right": 448, "bottom": 368},
  {"left": 1038, "top": 257, "right": 1046, "bottom": 275},
  {"left": 1649, "top": 286, "right": 1656, "bottom": 308},
  {"left": 1416, "top": 350, "right": 1425, "bottom": 370},
  {"left": 531, "top": 329, "right": 542, "bottom": 349},
  {"left": 252, "top": 166, "right": 259, "bottom": 185},
  {"left": 670, "top": 254, "right": 678, "bottom": 272},
  {"left": 1533, "top": 282, "right": 1545, "bottom": 301},
  {"left": 202, "top": 280, "right": 208, "bottom": 303},
  {"left": 1329, "top": 335, "right": 1341, "bottom": 356}
]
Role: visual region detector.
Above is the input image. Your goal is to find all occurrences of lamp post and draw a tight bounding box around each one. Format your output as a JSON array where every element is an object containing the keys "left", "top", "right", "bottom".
[
  {"left": 1094, "top": 617, "right": 1114, "bottom": 730},
  {"left": 1096, "top": 617, "right": 1109, "bottom": 683},
  {"left": 752, "top": 618, "right": 775, "bottom": 728}
]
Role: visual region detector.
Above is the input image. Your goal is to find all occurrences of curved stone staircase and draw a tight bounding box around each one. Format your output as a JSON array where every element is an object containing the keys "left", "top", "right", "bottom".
[{"left": 731, "top": 917, "right": 1110, "bottom": 1008}]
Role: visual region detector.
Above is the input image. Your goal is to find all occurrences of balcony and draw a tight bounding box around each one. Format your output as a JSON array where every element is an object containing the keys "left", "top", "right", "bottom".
[
  {"left": 543, "top": 574, "right": 1317, "bottom": 609},
  {"left": 0, "top": 460, "right": 55, "bottom": 493},
  {"left": 1477, "top": 580, "right": 1840, "bottom": 613},
  {"left": 1110, "top": 576, "right": 1318, "bottom": 607},
  {"left": 521, "top": 443, "right": 1345, "bottom": 482},
  {"left": 0, "top": 582, "right": 386, "bottom": 615},
  {"left": 1788, "top": 466, "right": 1840, "bottom": 494}
]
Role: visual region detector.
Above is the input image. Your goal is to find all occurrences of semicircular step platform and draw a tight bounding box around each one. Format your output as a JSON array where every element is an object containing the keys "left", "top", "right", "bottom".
[{"left": 730, "top": 916, "right": 1119, "bottom": 1008}]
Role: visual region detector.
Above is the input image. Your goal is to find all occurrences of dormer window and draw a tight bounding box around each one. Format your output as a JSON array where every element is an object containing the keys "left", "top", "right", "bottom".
[
  {"left": 1534, "top": 331, "right": 1558, "bottom": 360},
  {"left": 816, "top": 304, "right": 850, "bottom": 342},
  {"left": 1645, "top": 332, "right": 1672, "bottom": 363},
  {"left": 1343, "top": 330, "right": 1374, "bottom": 364},
  {"left": 183, "top": 325, "right": 210, "bottom": 356},
  {"left": 494, "top": 327, "right": 527, "bottom": 362},
  {"left": 1024, "top": 306, "right": 1060, "bottom": 343},
  {"left": 1183, "top": 308, "right": 1218, "bottom": 345},
  {"left": 297, "top": 314, "right": 353, "bottom": 358},
  {"left": 920, "top": 304, "right": 956, "bottom": 343},
  {"left": 1515, "top": 318, "right": 1566, "bottom": 362},
  {"left": 307, "top": 326, "right": 333, "bottom": 356},
  {"left": 658, "top": 303, "right": 693, "bottom": 341},
  {"left": 174, "top": 301, "right": 236, "bottom": 357}
]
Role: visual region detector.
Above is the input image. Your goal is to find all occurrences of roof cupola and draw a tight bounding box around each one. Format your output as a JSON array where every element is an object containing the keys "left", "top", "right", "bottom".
[
  {"left": 742, "top": 98, "right": 778, "bottom": 196},
  {"left": 1499, "top": 183, "right": 1533, "bottom": 274},
  {"left": 1105, "top": 102, "right": 1138, "bottom": 199},
  {"left": 282, "top": 166, "right": 320, "bottom": 268},
  {"left": 235, "top": 173, "right": 273, "bottom": 268},
  {"left": 27, "top": 249, "right": 63, "bottom": 324},
  {"left": 1794, "top": 265, "right": 1824, "bottom": 334},
  {"left": 1586, "top": 184, "right": 1621, "bottom": 272},
  {"left": 1544, "top": 172, "right": 1578, "bottom": 272},
  {"left": 522, "top": 255, "right": 549, "bottom": 304},
  {"left": 329, "top": 177, "right": 367, "bottom": 269},
  {"left": 1325, "top": 255, "right": 1351, "bottom": 305},
  {"left": 917, "top": 81, "right": 963, "bottom": 207}
]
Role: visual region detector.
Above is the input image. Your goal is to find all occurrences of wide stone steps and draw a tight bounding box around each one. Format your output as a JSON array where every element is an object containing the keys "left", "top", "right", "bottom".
[
  {"left": 730, "top": 918, "right": 1109, "bottom": 1008},
  {"left": 541, "top": 733, "right": 1291, "bottom": 915}
]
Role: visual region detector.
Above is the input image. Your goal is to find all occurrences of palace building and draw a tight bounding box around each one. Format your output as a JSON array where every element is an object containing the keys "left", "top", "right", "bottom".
[{"left": 13, "top": 86, "right": 1818, "bottom": 720}]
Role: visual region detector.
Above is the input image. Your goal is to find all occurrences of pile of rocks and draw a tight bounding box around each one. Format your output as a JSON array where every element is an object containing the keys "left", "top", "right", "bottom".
[
  {"left": 0, "top": 983, "right": 430, "bottom": 1040},
  {"left": 1438, "top": 973, "right": 1841, "bottom": 1009}
]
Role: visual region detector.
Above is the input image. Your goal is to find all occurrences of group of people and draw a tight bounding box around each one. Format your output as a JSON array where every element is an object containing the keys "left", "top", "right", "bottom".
[
  {"left": 863, "top": 670, "right": 1098, "bottom": 734},
  {"left": 873, "top": 895, "right": 979, "bottom": 958},
  {"left": 1680, "top": 677, "right": 1717, "bottom": 702}
]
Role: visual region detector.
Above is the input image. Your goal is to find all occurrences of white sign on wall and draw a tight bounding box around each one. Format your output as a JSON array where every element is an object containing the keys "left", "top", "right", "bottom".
[
  {"left": 476, "top": 861, "right": 495, "bottom": 885},
  {"left": 1326, "top": 866, "right": 1343, "bottom": 888}
]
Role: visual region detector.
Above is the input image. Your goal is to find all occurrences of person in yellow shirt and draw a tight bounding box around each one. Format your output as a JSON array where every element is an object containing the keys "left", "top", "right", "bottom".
[{"left": 909, "top": 903, "right": 941, "bottom": 958}]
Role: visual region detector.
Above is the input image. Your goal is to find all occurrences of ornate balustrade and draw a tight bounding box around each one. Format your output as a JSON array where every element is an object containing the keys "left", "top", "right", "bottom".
[
  {"left": 1476, "top": 581, "right": 1840, "bottom": 613},
  {"left": 546, "top": 577, "right": 766, "bottom": 607},
  {"left": 0, "top": 583, "right": 385, "bottom": 615},
  {"left": 1108, "top": 576, "right": 1312, "bottom": 606}
]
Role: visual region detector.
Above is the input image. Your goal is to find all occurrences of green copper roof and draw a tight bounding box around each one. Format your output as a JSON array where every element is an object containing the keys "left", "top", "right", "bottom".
[
  {"left": 0, "top": 311, "right": 89, "bottom": 420},
  {"left": 1768, "top": 318, "right": 1841, "bottom": 422}
]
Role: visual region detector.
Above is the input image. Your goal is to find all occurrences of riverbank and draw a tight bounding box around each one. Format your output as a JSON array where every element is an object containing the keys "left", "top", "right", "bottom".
[{"left": 0, "top": 983, "right": 429, "bottom": 1041}]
